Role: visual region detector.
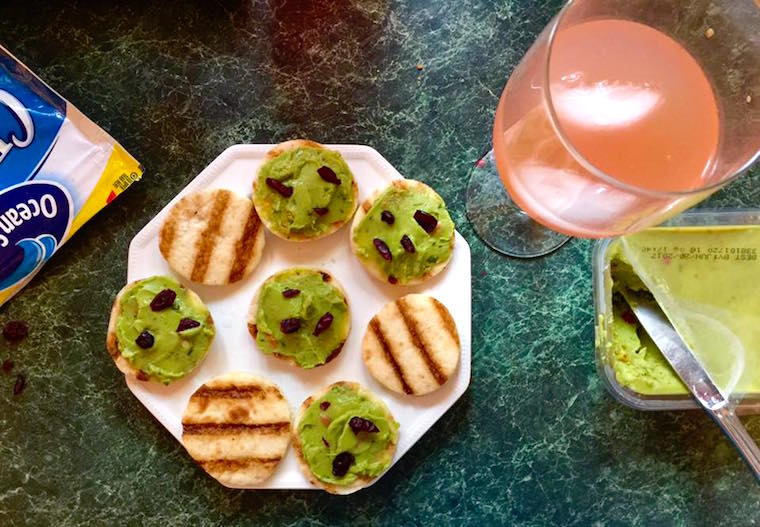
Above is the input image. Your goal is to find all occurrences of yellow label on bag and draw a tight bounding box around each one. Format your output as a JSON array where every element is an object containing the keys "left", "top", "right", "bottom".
[{"left": 70, "top": 143, "right": 143, "bottom": 236}]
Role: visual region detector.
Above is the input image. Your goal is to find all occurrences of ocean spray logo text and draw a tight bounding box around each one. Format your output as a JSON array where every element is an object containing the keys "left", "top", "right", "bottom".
[
  {"left": 0, "top": 182, "right": 72, "bottom": 291},
  {"left": 0, "top": 90, "right": 34, "bottom": 163},
  {"left": 0, "top": 194, "right": 58, "bottom": 247}
]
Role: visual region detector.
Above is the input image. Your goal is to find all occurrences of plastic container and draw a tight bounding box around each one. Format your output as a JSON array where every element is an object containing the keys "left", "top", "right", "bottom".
[{"left": 593, "top": 209, "right": 760, "bottom": 414}]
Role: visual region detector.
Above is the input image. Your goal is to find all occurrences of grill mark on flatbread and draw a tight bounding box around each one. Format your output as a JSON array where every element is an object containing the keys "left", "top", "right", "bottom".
[
  {"left": 190, "top": 191, "right": 231, "bottom": 282},
  {"left": 159, "top": 214, "right": 178, "bottom": 257},
  {"left": 228, "top": 205, "right": 262, "bottom": 283},
  {"left": 369, "top": 318, "right": 413, "bottom": 395},
  {"left": 432, "top": 298, "right": 460, "bottom": 346},
  {"left": 198, "top": 457, "right": 282, "bottom": 470},
  {"left": 396, "top": 299, "right": 446, "bottom": 386},
  {"left": 182, "top": 422, "right": 289, "bottom": 435},
  {"left": 362, "top": 199, "right": 371, "bottom": 213},
  {"left": 191, "top": 385, "right": 280, "bottom": 400}
]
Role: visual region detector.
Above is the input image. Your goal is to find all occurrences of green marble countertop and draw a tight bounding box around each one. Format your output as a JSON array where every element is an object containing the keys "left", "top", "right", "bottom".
[{"left": 1, "top": 1, "right": 759, "bottom": 525}]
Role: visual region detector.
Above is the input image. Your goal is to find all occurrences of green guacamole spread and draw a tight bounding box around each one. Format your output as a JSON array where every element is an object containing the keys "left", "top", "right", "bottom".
[
  {"left": 609, "top": 291, "right": 687, "bottom": 396},
  {"left": 255, "top": 146, "right": 356, "bottom": 237},
  {"left": 254, "top": 268, "right": 349, "bottom": 368},
  {"left": 115, "top": 276, "right": 214, "bottom": 384},
  {"left": 298, "top": 384, "right": 398, "bottom": 485},
  {"left": 352, "top": 183, "right": 454, "bottom": 284},
  {"left": 610, "top": 246, "right": 687, "bottom": 395}
]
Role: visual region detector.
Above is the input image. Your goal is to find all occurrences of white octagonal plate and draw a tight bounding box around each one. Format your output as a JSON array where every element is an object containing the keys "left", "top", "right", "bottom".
[{"left": 126, "top": 144, "right": 471, "bottom": 490}]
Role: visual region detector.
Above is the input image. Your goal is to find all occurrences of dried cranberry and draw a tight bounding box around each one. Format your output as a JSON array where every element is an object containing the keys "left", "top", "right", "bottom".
[
  {"left": 266, "top": 177, "right": 294, "bottom": 197},
  {"left": 313, "top": 313, "right": 334, "bottom": 336},
  {"left": 332, "top": 451, "right": 355, "bottom": 477},
  {"left": 349, "top": 416, "right": 380, "bottom": 434},
  {"left": 373, "top": 238, "right": 392, "bottom": 261},
  {"left": 135, "top": 330, "right": 155, "bottom": 349},
  {"left": 282, "top": 288, "right": 301, "bottom": 298},
  {"left": 622, "top": 311, "right": 637, "bottom": 325},
  {"left": 400, "top": 234, "right": 416, "bottom": 253},
  {"left": 320, "top": 401, "right": 331, "bottom": 411},
  {"left": 318, "top": 166, "right": 341, "bottom": 185},
  {"left": 313, "top": 207, "right": 329, "bottom": 216},
  {"left": 388, "top": 275, "right": 398, "bottom": 284},
  {"left": 380, "top": 210, "right": 395, "bottom": 225},
  {"left": 322, "top": 437, "right": 330, "bottom": 448},
  {"left": 2, "top": 359, "right": 13, "bottom": 373},
  {"left": 414, "top": 210, "right": 438, "bottom": 233},
  {"left": 150, "top": 289, "right": 176, "bottom": 311},
  {"left": 3, "top": 321, "right": 28, "bottom": 342},
  {"left": 280, "top": 318, "right": 301, "bottom": 334},
  {"left": 13, "top": 373, "right": 25, "bottom": 396},
  {"left": 177, "top": 318, "right": 201, "bottom": 332}
]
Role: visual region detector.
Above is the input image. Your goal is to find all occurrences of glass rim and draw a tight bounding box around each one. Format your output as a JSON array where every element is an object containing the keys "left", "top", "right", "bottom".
[{"left": 541, "top": 0, "right": 760, "bottom": 199}]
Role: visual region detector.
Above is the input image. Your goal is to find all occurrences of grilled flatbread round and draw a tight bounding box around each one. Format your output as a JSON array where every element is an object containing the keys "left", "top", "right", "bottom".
[
  {"left": 182, "top": 372, "right": 291, "bottom": 488},
  {"left": 252, "top": 140, "right": 359, "bottom": 241},
  {"left": 362, "top": 294, "right": 460, "bottom": 395},
  {"left": 350, "top": 179, "right": 455, "bottom": 285},
  {"left": 159, "top": 188, "right": 264, "bottom": 285},
  {"left": 292, "top": 381, "right": 398, "bottom": 494}
]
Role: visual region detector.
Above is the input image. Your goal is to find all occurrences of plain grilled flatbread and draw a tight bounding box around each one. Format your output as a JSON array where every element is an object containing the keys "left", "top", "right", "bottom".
[
  {"left": 362, "top": 294, "right": 460, "bottom": 395},
  {"left": 349, "top": 179, "right": 455, "bottom": 285},
  {"left": 291, "top": 381, "right": 397, "bottom": 495},
  {"left": 105, "top": 278, "right": 214, "bottom": 383},
  {"left": 159, "top": 188, "right": 264, "bottom": 285},
  {"left": 181, "top": 372, "right": 291, "bottom": 488},
  {"left": 252, "top": 139, "right": 359, "bottom": 241}
]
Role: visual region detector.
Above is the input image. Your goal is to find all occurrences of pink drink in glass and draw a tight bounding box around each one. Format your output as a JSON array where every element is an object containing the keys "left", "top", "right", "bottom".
[{"left": 494, "top": 18, "right": 721, "bottom": 238}]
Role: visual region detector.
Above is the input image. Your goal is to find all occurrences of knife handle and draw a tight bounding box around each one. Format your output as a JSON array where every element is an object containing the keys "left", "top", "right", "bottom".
[{"left": 711, "top": 406, "right": 760, "bottom": 481}]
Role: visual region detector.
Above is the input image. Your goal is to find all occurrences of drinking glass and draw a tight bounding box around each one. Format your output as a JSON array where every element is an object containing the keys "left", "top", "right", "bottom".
[{"left": 466, "top": 0, "right": 760, "bottom": 258}]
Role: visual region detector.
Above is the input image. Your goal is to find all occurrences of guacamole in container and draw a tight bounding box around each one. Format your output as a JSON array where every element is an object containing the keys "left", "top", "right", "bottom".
[{"left": 594, "top": 214, "right": 760, "bottom": 412}]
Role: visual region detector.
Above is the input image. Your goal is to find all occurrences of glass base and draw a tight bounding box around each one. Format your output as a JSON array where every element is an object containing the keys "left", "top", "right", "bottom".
[{"left": 465, "top": 150, "right": 570, "bottom": 258}]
